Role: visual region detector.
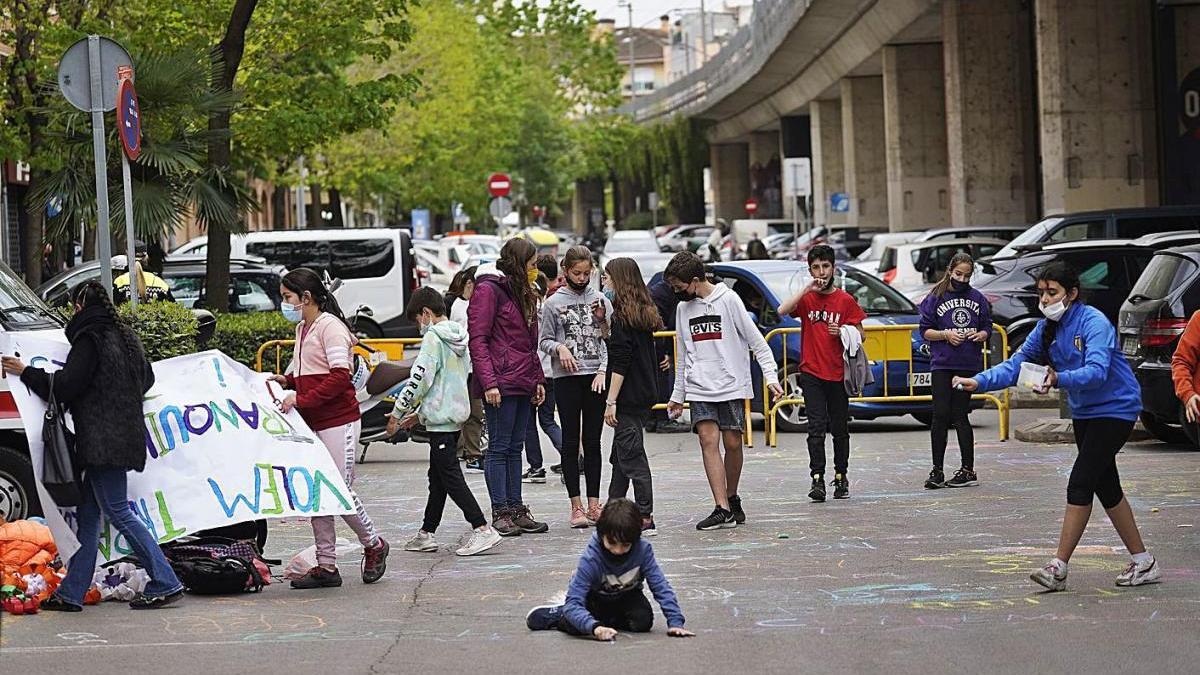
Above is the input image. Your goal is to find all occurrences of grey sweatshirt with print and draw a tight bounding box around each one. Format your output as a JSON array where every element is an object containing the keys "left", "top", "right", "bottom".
[{"left": 538, "top": 284, "right": 612, "bottom": 379}]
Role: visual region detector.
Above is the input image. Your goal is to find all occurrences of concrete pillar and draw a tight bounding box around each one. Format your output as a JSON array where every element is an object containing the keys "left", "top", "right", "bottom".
[
  {"left": 841, "top": 76, "right": 889, "bottom": 229},
  {"left": 943, "top": 0, "right": 1039, "bottom": 226},
  {"left": 1035, "top": 0, "right": 1158, "bottom": 213},
  {"left": 810, "top": 100, "right": 846, "bottom": 227},
  {"left": 570, "top": 179, "right": 605, "bottom": 235},
  {"left": 883, "top": 43, "right": 950, "bottom": 231},
  {"left": 710, "top": 143, "right": 750, "bottom": 224},
  {"left": 748, "top": 131, "right": 781, "bottom": 218},
  {"left": 780, "top": 115, "right": 812, "bottom": 223}
]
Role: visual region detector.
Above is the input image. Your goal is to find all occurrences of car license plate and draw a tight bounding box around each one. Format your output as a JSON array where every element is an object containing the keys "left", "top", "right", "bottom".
[
  {"left": 909, "top": 372, "right": 931, "bottom": 388},
  {"left": 1122, "top": 335, "right": 1138, "bottom": 356}
]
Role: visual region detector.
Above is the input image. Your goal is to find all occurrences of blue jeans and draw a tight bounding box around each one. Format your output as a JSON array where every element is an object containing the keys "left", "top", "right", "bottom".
[
  {"left": 55, "top": 466, "right": 184, "bottom": 606},
  {"left": 485, "top": 396, "right": 531, "bottom": 510},
  {"left": 538, "top": 379, "right": 563, "bottom": 455}
]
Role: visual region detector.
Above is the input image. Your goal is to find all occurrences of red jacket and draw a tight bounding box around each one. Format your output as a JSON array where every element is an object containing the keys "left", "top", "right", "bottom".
[
  {"left": 285, "top": 313, "right": 360, "bottom": 430},
  {"left": 1172, "top": 310, "right": 1200, "bottom": 404}
]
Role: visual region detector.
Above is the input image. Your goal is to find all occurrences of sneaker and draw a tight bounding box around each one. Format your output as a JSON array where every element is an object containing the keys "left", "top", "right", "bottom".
[
  {"left": 129, "top": 588, "right": 184, "bottom": 610},
  {"left": 526, "top": 604, "right": 565, "bottom": 631},
  {"left": 456, "top": 528, "right": 503, "bottom": 556},
  {"left": 586, "top": 503, "right": 603, "bottom": 525},
  {"left": 512, "top": 505, "right": 550, "bottom": 533},
  {"left": 291, "top": 566, "right": 344, "bottom": 589},
  {"left": 808, "top": 475, "right": 826, "bottom": 502},
  {"left": 1116, "top": 558, "right": 1162, "bottom": 587},
  {"left": 492, "top": 508, "right": 522, "bottom": 537},
  {"left": 550, "top": 463, "right": 563, "bottom": 474},
  {"left": 924, "top": 468, "right": 946, "bottom": 489},
  {"left": 404, "top": 531, "right": 438, "bottom": 553},
  {"left": 522, "top": 467, "right": 547, "bottom": 484},
  {"left": 39, "top": 595, "right": 83, "bottom": 612},
  {"left": 945, "top": 467, "right": 978, "bottom": 488},
  {"left": 569, "top": 506, "right": 590, "bottom": 528},
  {"left": 728, "top": 494, "right": 746, "bottom": 524},
  {"left": 696, "top": 506, "right": 736, "bottom": 531},
  {"left": 642, "top": 517, "right": 658, "bottom": 537},
  {"left": 833, "top": 474, "right": 849, "bottom": 499},
  {"left": 1029, "top": 561, "right": 1068, "bottom": 592},
  {"left": 464, "top": 458, "right": 484, "bottom": 473},
  {"left": 361, "top": 537, "right": 390, "bottom": 584}
]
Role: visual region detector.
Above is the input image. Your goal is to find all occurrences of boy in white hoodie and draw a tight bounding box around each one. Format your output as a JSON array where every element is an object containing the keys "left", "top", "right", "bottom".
[{"left": 664, "top": 252, "right": 783, "bottom": 530}]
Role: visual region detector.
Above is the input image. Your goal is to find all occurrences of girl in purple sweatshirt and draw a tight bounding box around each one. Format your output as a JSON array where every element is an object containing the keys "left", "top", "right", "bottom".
[{"left": 917, "top": 252, "right": 992, "bottom": 490}]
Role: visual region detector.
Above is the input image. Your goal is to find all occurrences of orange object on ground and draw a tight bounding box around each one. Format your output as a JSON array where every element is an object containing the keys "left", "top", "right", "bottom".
[{"left": 0, "top": 520, "right": 58, "bottom": 574}]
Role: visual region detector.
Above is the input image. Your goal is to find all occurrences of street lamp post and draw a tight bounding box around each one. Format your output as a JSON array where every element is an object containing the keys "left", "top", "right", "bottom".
[{"left": 619, "top": 1, "right": 635, "bottom": 98}]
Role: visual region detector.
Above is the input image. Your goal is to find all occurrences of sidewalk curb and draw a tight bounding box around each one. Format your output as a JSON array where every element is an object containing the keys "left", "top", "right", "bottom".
[
  {"left": 1014, "top": 418, "right": 1152, "bottom": 444},
  {"left": 1006, "top": 388, "right": 1062, "bottom": 410}
]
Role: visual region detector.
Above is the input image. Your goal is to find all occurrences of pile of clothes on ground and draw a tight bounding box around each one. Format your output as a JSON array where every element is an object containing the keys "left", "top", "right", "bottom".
[{"left": 0, "top": 517, "right": 62, "bottom": 614}]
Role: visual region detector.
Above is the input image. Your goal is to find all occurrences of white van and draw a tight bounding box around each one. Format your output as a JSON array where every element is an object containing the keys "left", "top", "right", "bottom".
[{"left": 172, "top": 228, "right": 418, "bottom": 338}]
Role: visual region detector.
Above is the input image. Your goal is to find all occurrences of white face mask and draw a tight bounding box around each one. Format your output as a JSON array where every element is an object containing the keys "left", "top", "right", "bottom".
[{"left": 1041, "top": 299, "right": 1068, "bottom": 321}]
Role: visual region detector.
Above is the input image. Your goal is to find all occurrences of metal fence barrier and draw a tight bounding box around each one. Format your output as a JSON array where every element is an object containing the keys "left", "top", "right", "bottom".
[{"left": 761, "top": 323, "right": 1011, "bottom": 447}]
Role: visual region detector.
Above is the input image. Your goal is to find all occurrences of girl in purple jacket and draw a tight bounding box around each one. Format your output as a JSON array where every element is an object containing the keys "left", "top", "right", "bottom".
[
  {"left": 917, "top": 252, "right": 991, "bottom": 490},
  {"left": 468, "top": 238, "right": 550, "bottom": 536}
]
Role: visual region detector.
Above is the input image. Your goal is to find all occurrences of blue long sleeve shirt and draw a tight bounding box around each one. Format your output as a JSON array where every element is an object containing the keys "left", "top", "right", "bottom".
[
  {"left": 562, "top": 533, "right": 685, "bottom": 634},
  {"left": 973, "top": 302, "right": 1141, "bottom": 421}
]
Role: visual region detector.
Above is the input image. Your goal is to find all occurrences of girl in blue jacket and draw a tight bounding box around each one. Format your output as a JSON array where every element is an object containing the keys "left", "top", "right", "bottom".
[{"left": 954, "top": 262, "right": 1160, "bottom": 591}]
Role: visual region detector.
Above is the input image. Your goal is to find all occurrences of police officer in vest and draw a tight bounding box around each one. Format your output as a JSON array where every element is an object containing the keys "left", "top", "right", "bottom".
[{"left": 113, "top": 243, "right": 174, "bottom": 305}]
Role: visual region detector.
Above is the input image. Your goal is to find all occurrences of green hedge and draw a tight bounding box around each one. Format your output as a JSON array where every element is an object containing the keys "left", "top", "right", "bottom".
[
  {"left": 54, "top": 302, "right": 200, "bottom": 362},
  {"left": 211, "top": 311, "right": 295, "bottom": 370}
]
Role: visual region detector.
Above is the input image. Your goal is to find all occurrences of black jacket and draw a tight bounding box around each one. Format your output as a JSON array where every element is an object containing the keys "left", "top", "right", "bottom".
[
  {"left": 22, "top": 304, "right": 155, "bottom": 472},
  {"left": 606, "top": 318, "right": 658, "bottom": 414}
]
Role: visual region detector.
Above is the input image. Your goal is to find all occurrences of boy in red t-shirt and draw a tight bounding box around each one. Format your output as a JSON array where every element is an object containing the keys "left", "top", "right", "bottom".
[{"left": 778, "top": 245, "right": 866, "bottom": 502}]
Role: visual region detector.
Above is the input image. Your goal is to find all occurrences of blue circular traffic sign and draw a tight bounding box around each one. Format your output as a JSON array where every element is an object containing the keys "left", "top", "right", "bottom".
[{"left": 117, "top": 78, "right": 141, "bottom": 161}]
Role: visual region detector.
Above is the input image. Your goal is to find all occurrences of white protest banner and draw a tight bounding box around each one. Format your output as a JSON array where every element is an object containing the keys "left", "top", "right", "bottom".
[{"left": 6, "top": 333, "right": 355, "bottom": 564}]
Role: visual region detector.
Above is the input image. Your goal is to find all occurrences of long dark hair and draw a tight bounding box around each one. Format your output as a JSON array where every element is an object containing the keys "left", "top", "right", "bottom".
[
  {"left": 281, "top": 268, "right": 352, "bottom": 331},
  {"left": 72, "top": 280, "right": 143, "bottom": 369},
  {"left": 930, "top": 252, "right": 974, "bottom": 298},
  {"left": 605, "top": 257, "right": 662, "bottom": 333},
  {"left": 1037, "top": 262, "right": 1081, "bottom": 362},
  {"left": 496, "top": 238, "right": 538, "bottom": 325},
  {"left": 447, "top": 265, "right": 478, "bottom": 300}
]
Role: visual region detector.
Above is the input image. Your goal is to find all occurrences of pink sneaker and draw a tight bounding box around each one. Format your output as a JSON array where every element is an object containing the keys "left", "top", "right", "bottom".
[
  {"left": 570, "top": 507, "right": 589, "bottom": 528},
  {"left": 586, "top": 503, "right": 603, "bottom": 525}
]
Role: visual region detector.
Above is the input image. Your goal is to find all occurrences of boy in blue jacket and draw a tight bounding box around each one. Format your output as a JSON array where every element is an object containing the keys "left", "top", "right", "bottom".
[{"left": 525, "top": 498, "right": 694, "bottom": 640}]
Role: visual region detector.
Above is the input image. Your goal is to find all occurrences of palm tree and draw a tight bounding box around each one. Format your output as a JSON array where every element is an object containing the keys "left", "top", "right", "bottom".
[{"left": 32, "top": 49, "right": 256, "bottom": 258}]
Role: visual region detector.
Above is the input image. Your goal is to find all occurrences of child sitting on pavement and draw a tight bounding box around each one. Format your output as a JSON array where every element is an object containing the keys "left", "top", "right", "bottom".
[
  {"left": 388, "top": 287, "right": 503, "bottom": 557},
  {"left": 525, "top": 498, "right": 694, "bottom": 641}
]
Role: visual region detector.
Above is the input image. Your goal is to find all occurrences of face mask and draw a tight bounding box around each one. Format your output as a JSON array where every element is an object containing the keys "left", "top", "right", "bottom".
[
  {"left": 526, "top": 267, "right": 539, "bottom": 284},
  {"left": 566, "top": 277, "right": 589, "bottom": 292},
  {"left": 418, "top": 319, "right": 430, "bottom": 336},
  {"left": 281, "top": 302, "right": 303, "bottom": 323},
  {"left": 1041, "top": 299, "right": 1068, "bottom": 322},
  {"left": 950, "top": 278, "right": 969, "bottom": 292},
  {"left": 603, "top": 288, "right": 614, "bottom": 302},
  {"left": 674, "top": 289, "right": 696, "bottom": 302}
]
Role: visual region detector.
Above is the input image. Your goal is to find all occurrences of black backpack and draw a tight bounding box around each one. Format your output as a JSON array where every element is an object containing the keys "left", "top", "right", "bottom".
[{"left": 161, "top": 537, "right": 269, "bottom": 595}]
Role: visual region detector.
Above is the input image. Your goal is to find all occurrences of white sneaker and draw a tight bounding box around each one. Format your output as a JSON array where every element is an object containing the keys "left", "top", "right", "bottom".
[
  {"left": 1116, "top": 558, "right": 1162, "bottom": 587},
  {"left": 456, "top": 528, "right": 503, "bottom": 557},
  {"left": 1029, "top": 561, "right": 1068, "bottom": 591},
  {"left": 403, "top": 531, "right": 438, "bottom": 552}
]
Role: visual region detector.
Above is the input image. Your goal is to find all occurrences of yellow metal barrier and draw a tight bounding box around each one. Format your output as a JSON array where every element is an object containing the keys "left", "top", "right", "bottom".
[
  {"left": 761, "top": 323, "right": 1011, "bottom": 447},
  {"left": 255, "top": 338, "right": 425, "bottom": 374}
]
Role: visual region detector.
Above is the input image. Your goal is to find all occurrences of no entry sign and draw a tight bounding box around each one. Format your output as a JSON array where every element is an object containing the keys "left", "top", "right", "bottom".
[
  {"left": 744, "top": 198, "right": 759, "bottom": 215},
  {"left": 487, "top": 173, "right": 511, "bottom": 198},
  {"left": 117, "top": 77, "right": 141, "bottom": 161}
]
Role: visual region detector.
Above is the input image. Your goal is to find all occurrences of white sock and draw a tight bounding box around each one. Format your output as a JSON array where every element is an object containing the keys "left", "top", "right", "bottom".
[
  {"left": 1132, "top": 551, "right": 1153, "bottom": 566},
  {"left": 1052, "top": 558, "right": 1068, "bottom": 575}
]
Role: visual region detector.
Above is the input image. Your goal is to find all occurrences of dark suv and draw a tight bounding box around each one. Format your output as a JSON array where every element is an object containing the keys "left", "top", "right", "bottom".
[{"left": 1118, "top": 245, "right": 1200, "bottom": 446}]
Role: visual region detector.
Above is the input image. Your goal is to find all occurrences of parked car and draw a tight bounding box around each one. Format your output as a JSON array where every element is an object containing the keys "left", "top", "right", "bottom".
[
  {"left": 657, "top": 224, "right": 712, "bottom": 253},
  {"left": 172, "top": 228, "right": 419, "bottom": 337},
  {"left": 707, "top": 260, "right": 949, "bottom": 432},
  {"left": 39, "top": 256, "right": 284, "bottom": 313},
  {"left": 439, "top": 233, "right": 501, "bottom": 259},
  {"left": 413, "top": 240, "right": 471, "bottom": 289},
  {"left": 878, "top": 238, "right": 1009, "bottom": 295},
  {"left": 990, "top": 206, "right": 1200, "bottom": 260},
  {"left": 1117, "top": 244, "right": 1200, "bottom": 446},
  {"left": 849, "top": 232, "right": 922, "bottom": 275},
  {"left": 602, "top": 230, "right": 663, "bottom": 267},
  {"left": 783, "top": 224, "right": 883, "bottom": 261},
  {"left": 974, "top": 240, "right": 1166, "bottom": 352}
]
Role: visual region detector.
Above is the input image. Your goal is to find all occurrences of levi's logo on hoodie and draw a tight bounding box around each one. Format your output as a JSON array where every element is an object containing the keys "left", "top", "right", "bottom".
[{"left": 690, "top": 314, "right": 723, "bottom": 342}]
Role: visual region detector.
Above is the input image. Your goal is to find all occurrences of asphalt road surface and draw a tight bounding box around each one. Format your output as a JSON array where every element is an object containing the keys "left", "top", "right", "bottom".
[{"left": 2, "top": 408, "right": 1198, "bottom": 674}]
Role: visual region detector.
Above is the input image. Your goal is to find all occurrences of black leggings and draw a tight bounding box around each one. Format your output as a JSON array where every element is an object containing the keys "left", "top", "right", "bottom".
[
  {"left": 1068, "top": 418, "right": 1132, "bottom": 508},
  {"left": 557, "top": 591, "right": 654, "bottom": 635},
  {"left": 556, "top": 374, "right": 605, "bottom": 499},
  {"left": 931, "top": 370, "right": 975, "bottom": 470}
]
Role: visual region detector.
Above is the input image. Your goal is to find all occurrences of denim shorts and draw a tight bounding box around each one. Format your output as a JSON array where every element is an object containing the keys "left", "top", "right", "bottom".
[{"left": 689, "top": 400, "right": 745, "bottom": 432}]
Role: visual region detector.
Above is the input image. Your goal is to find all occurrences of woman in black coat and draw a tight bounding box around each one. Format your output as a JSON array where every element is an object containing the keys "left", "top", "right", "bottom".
[{"left": 2, "top": 281, "right": 184, "bottom": 611}]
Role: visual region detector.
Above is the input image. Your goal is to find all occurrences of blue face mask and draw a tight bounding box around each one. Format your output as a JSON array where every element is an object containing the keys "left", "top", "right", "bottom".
[
  {"left": 281, "top": 302, "right": 303, "bottom": 323},
  {"left": 603, "top": 288, "right": 614, "bottom": 302}
]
